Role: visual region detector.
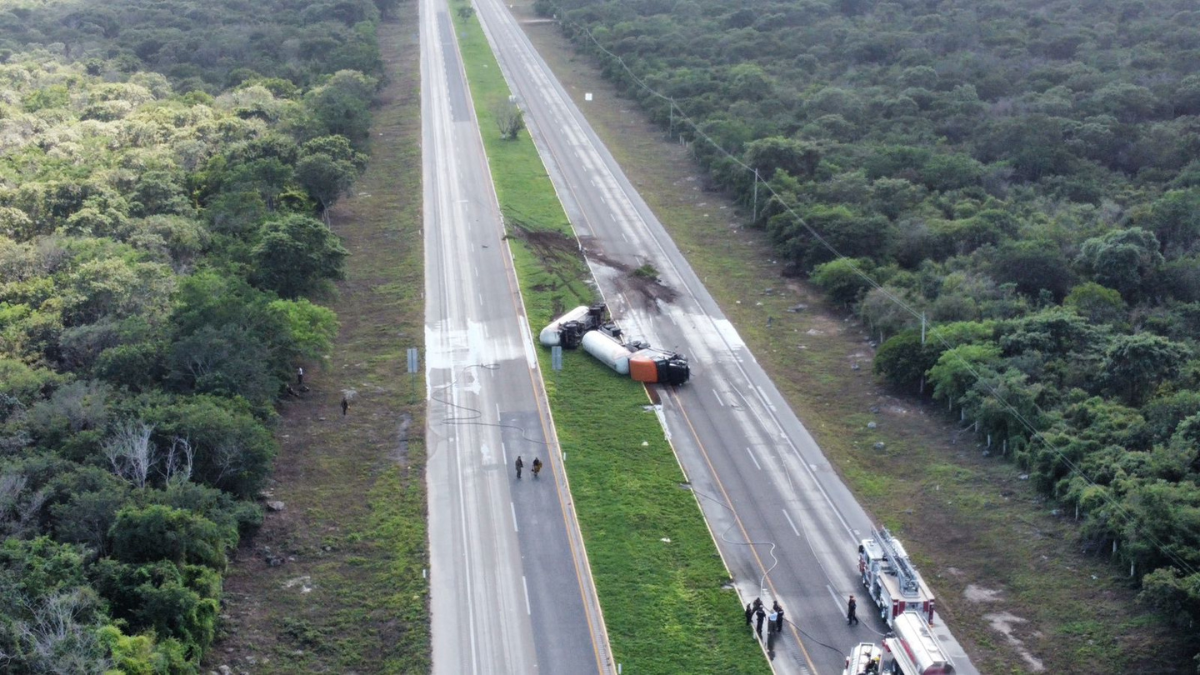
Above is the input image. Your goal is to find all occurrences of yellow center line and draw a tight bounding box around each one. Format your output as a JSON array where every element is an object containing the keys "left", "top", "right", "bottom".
[{"left": 668, "top": 388, "right": 821, "bottom": 675}]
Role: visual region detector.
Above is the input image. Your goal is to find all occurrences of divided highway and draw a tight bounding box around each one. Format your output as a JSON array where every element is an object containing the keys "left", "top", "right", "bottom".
[
  {"left": 469, "top": 1, "right": 982, "bottom": 673},
  {"left": 420, "top": 0, "right": 610, "bottom": 671}
]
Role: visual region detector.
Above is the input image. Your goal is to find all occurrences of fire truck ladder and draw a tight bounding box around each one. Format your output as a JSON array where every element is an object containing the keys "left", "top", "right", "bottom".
[{"left": 876, "top": 528, "right": 920, "bottom": 597}]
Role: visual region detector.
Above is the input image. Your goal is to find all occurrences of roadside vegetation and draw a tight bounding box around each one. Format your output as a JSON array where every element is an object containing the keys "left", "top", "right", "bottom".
[
  {"left": 453, "top": 6, "right": 770, "bottom": 673},
  {"left": 0, "top": 0, "right": 399, "bottom": 671},
  {"left": 519, "top": 0, "right": 1199, "bottom": 670},
  {"left": 208, "top": 6, "right": 429, "bottom": 671}
]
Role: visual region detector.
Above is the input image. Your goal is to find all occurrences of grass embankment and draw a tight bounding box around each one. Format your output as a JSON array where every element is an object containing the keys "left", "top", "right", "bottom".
[
  {"left": 205, "top": 7, "right": 431, "bottom": 673},
  {"left": 510, "top": 5, "right": 1191, "bottom": 673},
  {"left": 452, "top": 6, "right": 769, "bottom": 673}
]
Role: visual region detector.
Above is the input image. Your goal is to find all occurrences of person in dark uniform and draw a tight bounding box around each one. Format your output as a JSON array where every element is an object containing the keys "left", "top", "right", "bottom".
[
  {"left": 341, "top": 396, "right": 349, "bottom": 416},
  {"left": 847, "top": 594, "right": 859, "bottom": 625},
  {"left": 773, "top": 602, "right": 785, "bottom": 633},
  {"left": 744, "top": 601, "right": 754, "bottom": 626},
  {"left": 755, "top": 604, "right": 767, "bottom": 638},
  {"left": 515, "top": 456, "right": 524, "bottom": 479}
]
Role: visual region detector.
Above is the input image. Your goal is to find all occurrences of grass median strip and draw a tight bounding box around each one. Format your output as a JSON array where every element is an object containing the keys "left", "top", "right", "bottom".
[{"left": 451, "top": 5, "right": 769, "bottom": 673}]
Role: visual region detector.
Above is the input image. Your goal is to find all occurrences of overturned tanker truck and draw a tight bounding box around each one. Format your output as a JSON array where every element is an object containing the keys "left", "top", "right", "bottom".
[{"left": 539, "top": 304, "right": 690, "bottom": 385}]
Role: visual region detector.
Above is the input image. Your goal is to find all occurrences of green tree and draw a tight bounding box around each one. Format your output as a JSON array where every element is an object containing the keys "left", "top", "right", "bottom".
[
  {"left": 1063, "top": 282, "right": 1126, "bottom": 325},
  {"left": 144, "top": 395, "right": 278, "bottom": 498},
  {"left": 296, "top": 153, "right": 358, "bottom": 218},
  {"left": 1139, "top": 567, "right": 1200, "bottom": 631},
  {"left": 927, "top": 343, "right": 1001, "bottom": 404},
  {"left": 1141, "top": 189, "right": 1200, "bottom": 256},
  {"left": 1101, "top": 334, "right": 1192, "bottom": 406},
  {"left": 810, "top": 258, "right": 872, "bottom": 306},
  {"left": 306, "top": 70, "right": 377, "bottom": 146},
  {"left": 268, "top": 298, "right": 339, "bottom": 362},
  {"left": 1077, "top": 227, "right": 1165, "bottom": 300},
  {"left": 744, "top": 136, "right": 822, "bottom": 180},
  {"left": 250, "top": 214, "right": 347, "bottom": 298},
  {"left": 873, "top": 329, "right": 940, "bottom": 390},
  {"left": 93, "top": 558, "right": 219, "bottom": 656},
  {"left": 109, "top": 504, "right": 235, "bottom": 570},
  {"left": 919, "top": 153, "right": 984, "bottom": 192},
  {"left": 991, "top": 240, "right": 1076, "bottom": 300}
]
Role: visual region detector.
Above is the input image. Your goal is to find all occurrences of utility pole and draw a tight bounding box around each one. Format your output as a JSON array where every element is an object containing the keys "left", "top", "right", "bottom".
[{"left": 752, "top": 168, "right": 760, "bottom": 221}]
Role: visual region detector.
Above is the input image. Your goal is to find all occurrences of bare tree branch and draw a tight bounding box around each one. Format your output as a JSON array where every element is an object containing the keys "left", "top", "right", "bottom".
[{"left": 103, "top": 421, "right": 156, "bottom": 489}]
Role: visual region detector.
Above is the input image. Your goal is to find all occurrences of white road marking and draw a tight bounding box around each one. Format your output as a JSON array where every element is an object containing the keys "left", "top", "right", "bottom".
[
  {"left": 511, "top": 503, "right": 519, "bottom": 533},
  {"left": 745, "top": 446, "right": 762, "bottom": 471},
  {"left": 522, "top": 575, "right": 531, "bottom": 615},
  {"left": 712, "top": 388, "right": 723, "bottom": 407},
  {"left": 782, "top": 509, "right": 800, "bottom": 537}
]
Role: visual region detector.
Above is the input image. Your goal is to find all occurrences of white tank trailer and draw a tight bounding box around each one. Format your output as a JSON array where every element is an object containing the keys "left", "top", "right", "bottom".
[
  {"left": 539, "top": 305, "right": 591, "bottom": 347},
  {"left": 581, "top": 330, "right": 633, "bottom": 375},
  {"left": 540, "top": 305, "right": 690, "bottom": 384}
]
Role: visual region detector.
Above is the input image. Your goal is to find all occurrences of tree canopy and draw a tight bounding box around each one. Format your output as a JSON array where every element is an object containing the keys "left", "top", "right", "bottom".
[
  {"left": 0, "top": 0, "right": 379, "bottom": 669},
  {"left": 543, "top": 0, "right": 1200, "bottom": 658}
]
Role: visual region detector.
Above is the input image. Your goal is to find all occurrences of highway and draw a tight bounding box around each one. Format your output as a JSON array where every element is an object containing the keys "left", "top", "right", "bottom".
[
  {"left": 469, "top": 1, "right": 982, "bottom": 673},
  {"left": 420, "top": 0, "right": 611, "bottom": 671}
]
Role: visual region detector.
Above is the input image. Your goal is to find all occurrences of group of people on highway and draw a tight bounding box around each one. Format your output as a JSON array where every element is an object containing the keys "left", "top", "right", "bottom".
[
  {"left": 744, "top": 598, "right": 786, "bottom": 639},
  {"left": 514, "top": 455, "right": 542, "bottom": 479}
]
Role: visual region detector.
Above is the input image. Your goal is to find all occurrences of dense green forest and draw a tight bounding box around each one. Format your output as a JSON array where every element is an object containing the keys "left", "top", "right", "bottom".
[
  {"left": 540, "top": 0, "right": 1200, "bottom": 658},
  {"left": 0, "top": 0, "right": 392, "bottom": 670}
]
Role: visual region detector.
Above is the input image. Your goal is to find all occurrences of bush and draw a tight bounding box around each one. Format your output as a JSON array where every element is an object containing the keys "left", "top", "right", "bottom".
[
  {"left": 109, "top": 505, "right": 236, "bottom": 570},
  {"left": 811, "top": 258, "right": 873, "bottom": 306}
]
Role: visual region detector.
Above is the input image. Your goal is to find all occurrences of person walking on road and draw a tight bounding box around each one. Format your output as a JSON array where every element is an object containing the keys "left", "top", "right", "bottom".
[
  {"left": 532, "top": 457, "right": 542, "bottom": 478},
  {"left": 515, "top": 456, "right": 524, "bottom": 480},
  {"left": 847, "top": 594, "right": 858, "bottom": 625},
  {"left": 341, "top": 395, "right": 349, "bottom": 416},
  {"left": 755, "top": 604, "right": 766, "bottom": 638}
]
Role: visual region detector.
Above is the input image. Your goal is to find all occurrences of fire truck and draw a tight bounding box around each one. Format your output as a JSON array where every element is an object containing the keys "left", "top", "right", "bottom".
[
  {"left": 843, "top": 642, "right": 884, "bottom": 675},
  {"left": 858, "top": 528, "right": 936, "bottom": 626},
  {"left": 883, "top": 613, "right": 955, "bottom": 675}
]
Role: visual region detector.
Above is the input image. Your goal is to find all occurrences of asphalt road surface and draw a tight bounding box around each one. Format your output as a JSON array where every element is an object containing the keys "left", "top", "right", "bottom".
[
  {"left": 421, "top": 0, "right": 611, "bottom": 671},
  {"left": 469, "top": 2, "right": 982, "bottom": 673}
]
